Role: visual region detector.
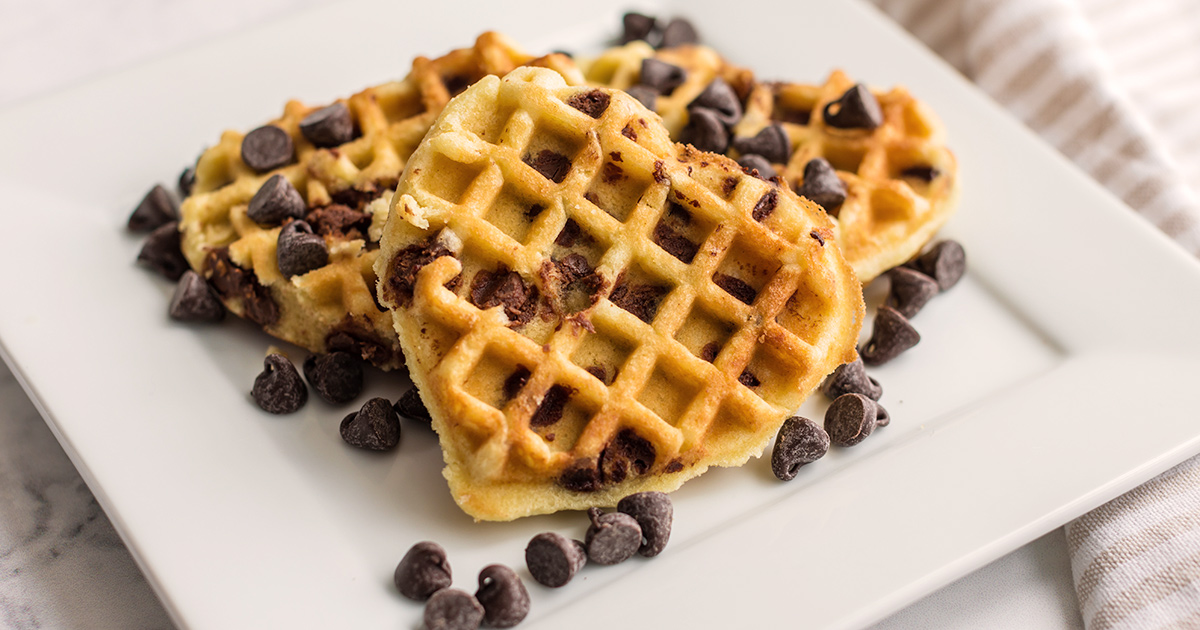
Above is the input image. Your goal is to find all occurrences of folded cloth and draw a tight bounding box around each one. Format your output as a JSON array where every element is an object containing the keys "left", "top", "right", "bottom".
[{"left": 870, "top": 0, "right": 1200, "bottom": 627}]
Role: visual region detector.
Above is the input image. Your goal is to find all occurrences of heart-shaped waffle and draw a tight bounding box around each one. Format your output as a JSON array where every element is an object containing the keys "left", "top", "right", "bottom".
[{"left": 376, "top": 67, "right": 863, "bottom": 520}]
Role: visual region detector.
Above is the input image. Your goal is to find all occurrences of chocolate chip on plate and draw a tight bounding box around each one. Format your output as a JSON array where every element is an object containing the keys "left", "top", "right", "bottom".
[
  {"left": 822, "top": 84, "right": 883, "bottom": 130},
  {"left": 168, "top": 271, "right": 225, "bottom": 322},
  {"left": 617, "top": 491, "right": 673, "bottom": 557},
  {"left": 299, "top": 103, "right": 355, "bottom": 148},
  {"left": 425, "top": 588, "right": 484, "bottom": 630},
  {"left": 795, "top": 158, "right": 847, "bottom": 216},
  {"left": 860, "top": 304, "right": 920, "bottom": 366},
  {"left": 137, "top": 221, "right": 189, "bottom": 281},
  {"left": 524, "top": 149, "right": 571, "bottom": 184},
  {"left": 247, "top": 174, "right": 307, "bottom": 227},
  {"left": 240, "top": 125, "right": 294, "bottom": 172},
  {"left": 303, "top": 351, "right": 363, "bottom": 404},
  {"left": 639, "top": 58, "right": 686, "bottom": 94},
  {"left": 251, "top": 353, "right": 307, "bottom": 414},
  {"left": 679, "top": 107, "right": 729, "bottom": 153},
  {"left": 738, "top": 154, "right": 777, "bottom": 181},
  {"left": 178, "top": 166, "right": 196, "bottom": 198},
  {"left": 585, "top": 507, "right": 642, "bottom": 565},
  {"left": 395, "top": 541, "right": 453, "bottom": 601},
  {"left": 340, "top": 397, "right": 401, "bottom": 450},
  {"left": 475, "top": 564, "right": 530, "bottom": 628},
  {"left": 913, "top": 240, "right": 966, "bottom": 291},
  {"left": 625, "top": 85, "right": 659, "bottom": 111},
  {"left": 689, "top": 78, "right": 742, "bottom": 127},
  {"left": 525, "top": 532, "right": 587, "bottom": 588},
  {"left": 887, "top": 266, "right": 939, "bottom": 318},
  {"left": 825, "top": 393, "right": 878, "bottom": 447},
  {"left": 875, "top": 404, "right": 891, "bottom": 428},
  {"left": 771, "top": 416, "right": 830, "bottom": 480},
  {"left": 395, "top": 388, "right": 432, "bottom": 425},
  {"left": 620, "top": 12, "right": 659, "bottom": 44},
  {"left": 659, "top": 17, "right": 699, "bottom": 48},
  {"left": 127, "top": 184, "right": 178, "bottom": 232},
  {"left": 819, "top": 356, "right": 882, "bottom": 401},
  {"left": 731, "top": 124, "right": 789, "bottom": 164},
  {"left": 276, "top": 220, "right": 328, "bottom": 278}
]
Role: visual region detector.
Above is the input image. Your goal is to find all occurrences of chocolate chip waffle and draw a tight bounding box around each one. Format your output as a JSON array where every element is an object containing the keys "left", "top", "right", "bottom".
[
  {"left": 375, "top": 67, "right": 863, "bottom": 520},
  {"left": 178, "top": 32, "right": 559, "bottom": 369}
]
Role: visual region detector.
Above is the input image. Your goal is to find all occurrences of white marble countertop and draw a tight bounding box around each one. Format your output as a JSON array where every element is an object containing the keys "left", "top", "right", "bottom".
[{"left": 0, "top": 1, "right": 1086, "bottom": 628}]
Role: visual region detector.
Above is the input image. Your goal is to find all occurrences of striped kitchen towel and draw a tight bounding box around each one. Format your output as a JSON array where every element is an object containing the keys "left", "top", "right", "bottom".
[{"left": 868, "top": 0, "right": 1200, "bottom": 627}]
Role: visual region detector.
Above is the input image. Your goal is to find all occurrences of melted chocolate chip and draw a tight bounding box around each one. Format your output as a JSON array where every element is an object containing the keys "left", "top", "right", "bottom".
[
  {"left": 738, "top": 369, "right": 761, "bottom": 388},
  {"left": 251, "top": 354, "right": 307, "bottom": 414},
  {"left": 659, "top": 17, "right": 699, "bottom": 48},
  {"left": 474, "top": 565, "right": 529, "bottom": 628},
  {"left": 585, "top": 365, "right": 609, "bottom": 384},
  {"left": 383, "top": 237, "right": 452, "bottom": 307},
  {"left": 530, "top": 384, "right": 574, "bottom": 428},
  {"left": 340, "top": 397, "right": 401, "bottom": 450},
  {"left": 241, "top": 125, "right": 294, "bottom": 172},
  {"left": 796, "top": 158, "right": 847, "bottom": 216},
  {"left": 599, "top": 428, "right": 656, "bottom": 484},
  {"left": 567, "top": 89, "right": 611, "bottom": 118},
  {"left": 639, "top": 58, "right": 687, "bottom": 94},
  {"left": 771, "top": 416, "right": 830, "bottom": 480},
  {"left": 554, "top": 253, "right": 593, "bottom": 283},
  {"left": 822, "top": 84, "right": 883, "bottom": 130},
  {"left": 752, "top": 189, "right": 779, "bottom": 222},
  {"left": 169, "top": 271, "right": 225, "bottom": 322},
  {"left": 559, "top": 459, "right": 603, "bottom": 492},
  {"left": 276, "top": 220, "right": 328, "bottom": 278},
  {"left": 128, "top": 184, "right": 178, "bottom": 232},
  {"left": 820, "top": 357, "right": 882, "bottom": 401},
  {"left": 247, "top": 174, "right": 307, "bottom": 227},
  {"left": 205, "top": 248, "right": 278, "bottom": 326},
  {"left": 860, "top": 305, "right": 920, "bottom": 366},
  {"left": 525, "top": 533, "right": 587, "bottom": 588},
  {"left": 679, "top": 107, "right": 729, "bottom": 153},
  {"left": 524, "top": 149, "right": 571, "bottom": 184},
  {"left": 305, "top": 204, "right": 371, "bottom": 239},
  {"left": 609, "top": 277, "right": 668, "bottom": 323},
  {"left": 503, "top": 366, "right": 532, "bottom": 401},
  {"left": 617, "top": 491, "right": 673, "bottom": 557},
  {"left": 299, "top": 103, "right": 355, "bottom": 148},
  {"left": 424, "top": 589, "right": 484, "bottom": 630},
  {"left": 731, "top": 124, "right": 789, "bottom": 164},
  {"left": 137, "top": 221, "right": 189, "bottom": 281},
  {"left": 469, "top": 266, "right": 540, "bottom": 326},
  {"left": 653, "top": 220, "right": 699, "bottom": 263},
  {"left": 713, "top": 273, "right": 756, "bottom": 305},
  {"left": 303, "top": 352, "right": 363, "bottom": 404},
  {"left": 887, "top": 266, "right": 939, "bottom": 318},
  {"left": 395, "top": 541, "right": 452, "bottom": 601},
  {"left": 689, "top": 78, "right": 742, "bottom": 127},
  {"left": 555, "top": 218, "right": 584, "bottom": 247},
  {"left": 700, "top": 341, "right": 721, "bottom": 363},
  {"left": 739, "top": 154, "right": 777, "bottom": 181},
  {"left": 585, "top": 507, "right": 642, "bottom": 565},
  {"left": 395, "top": 388, "right": 432, "bottom": 425},
  {"left": 825, "top": 393, "right": 878, "bottom": 447}
]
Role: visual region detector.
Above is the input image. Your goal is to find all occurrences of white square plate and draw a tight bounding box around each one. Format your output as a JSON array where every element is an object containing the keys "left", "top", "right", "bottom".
[{"left": 2, "top": 1, "right": 1200, "bottom": 628}]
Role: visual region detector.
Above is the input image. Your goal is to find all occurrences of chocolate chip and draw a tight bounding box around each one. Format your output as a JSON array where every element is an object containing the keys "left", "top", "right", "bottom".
[
  {"left": 913, "top": 240, "right": 966, "bottom": 291},
  {"left": 168, "top": 271, "right": 225, "bottom": 322},
  {"left": 299, "top": 103, "right": 354, "bottom": 148},
  {"left": 503, "top": 366, "right": 532, "bottom": 400},
  {"left": 887, "top": 266, "right": 939, "bottom": 318},
  {"left": 659, "top": 17, "right": 699, "bottom": 48},
  {"left": 653, "top": 220, "right": 699, "bottom": 263},
  {"left": 901, "top": 165, "right": 940, "bottom": 182},
  {"left": 475, "top": 565, "right": 529, "bottom": 628},
  {"left": 875, "top": 404, "right": 891, "bottom": 428},
  {"left": 127, "top": 184, "right": 178, "bottom": 232},
  {"left": 689, "top": 78, "right": 742, "bottom": 127},
  {"left": 204, "top": 248, "right": 279, "bottom": 326},
  {"left": 524, "top": 149, "right": 571, "bottom": 184},
  {"left": 679, "top": 107, "right": 729, "bottom": 153},
  {"left": 585, "top": 366, "right": 609, "bottom": 383},
  {"left": 822, "top": 84, "right": 883, "bottom": 130},
  {"left": 567, "top": 89, "right": 611, "bottom": 118},
  {"left": 555, "top": 253, "right": 593, "bottom": 283},
  {"left": 771, "top": 416, "right": 830, "bottom": 480},
  {"left": 739, "top": 154, "right": 777, "bottom": 182},
  {"left": 585, "top": 507, "right": 642, "bottom": 565},
  {"left": 731, "top": 124, "right": 789, "bottom": 164},
  {"left": 700, "top": 341, "right": 721, "bottom": 363},
  {"left": 609, "top": 277, "right": 668, "bottom": 323},
  {"left": 639, "top": 58, "right": 686, "bottom": 94},
  {"left": 395, "top": 388, "right": 432, "bottom": 425},
  {"left": 525, "top": 532, "right": 587, "bottom": 588},
  {"left": 713, "top": 273, "right": 756, "bottom": 305},
  {"left": 860, "top": 305, "right": 921, "bottom": 366},
  {"left": 247, "top": 174, "right": 307, "bottom": 227},
  {"left": 738, "top": 369, "right": 761, "bottom": 388},
  {"left": 825, "top": 393, "right": 878, "bottom": 447},
  {"left": 275, "top": 220, "right": 328, "bottom": 278},
  {"left": 554, "top": 218, "right": 583, "bottom": 247},
  {"left": 616, "top": 491, "right": 672, "bottom": 557},
  {"left": 340, "top": 397, "right": 400, "bottom": 450},
  {"left": 819, "top": 357, "right": 882, "bottom": 401},
  {"left": 469, "top": 266, "right": 540, "bottom": 326},
  {"left": 137, "top": 221, "right": 189, "bottom": 281},
  {"left": 559, "top": 460, "right": 602, "bottom": 493},
  {"left": 178, "top": 167, "right": 196, "bottom": 198},
  {"left": 303, "top": 351, "right": 363, "bottom": 404},
  {"left": 751, "top": 189, "right": 779, "bottom": 221},
  {"left": 425, "top": 589, "right": 484, "bottom": 630},
  {"left": 305, "top": 204, "right": 371, "bottom": 239},
  {"left": 530, "top": 384, "right": 574, "bottom": 428},
  {"left": 620, "top": 12, "right": 659, "bottom": 44},
  {"left": 395, "top": 541, "right": 452, "bottom": 601},
  {"left": 599, "top": 429, "right": 656, "bottom": 484},
  {"left": 251, "top": 354, "right": 307, "bottom": 414},
  {"left": 326, "top": 325, "right": 393, "bottom": 367},
  {"left": 241, "top": 125, "right": 294, "bottom": 172},
  {"left": 383, "top": 236, "right": 453, "bottom": 307},
  {"left": 626, "top": 86, "right": 658, "bottom": 111},
  {"left": 795, "top": 158, "right": 847, "bottom": 216}
]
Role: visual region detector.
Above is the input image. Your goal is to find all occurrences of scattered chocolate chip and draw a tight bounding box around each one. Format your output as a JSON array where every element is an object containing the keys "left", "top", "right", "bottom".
[
  {"left": 609, "top": 277, "right": 668, "bottom": 323},
  {"left": 713, "top": 273, "right": 756, "bottom": 305},
  {"left": 276, "top": 220, "right": 328, "bottom": 277},
  {"left": 738, "top": 369, "right": 761, "bottom": 388},
  {"left": 525, "top": 532, "right": 587, "bottom": 588},
  {"left": 326, "top": 325, "right": 393, "bottom": 368},
  {"left": 620, "top": 12, "right": 659, "bottom": 44},
  {"left": 395, "top": 388, "right": 432, "bottom": 425},
  {"left": 599, "top": 429, "right": 656, "bottom": 484},
  {"left": 475, "top": 565, "right": 529, "bottom": 628},
  {"left": 795, "top": 158, "right": 847, "bottom": 216},
  {"left": 384, "top": 236, "right": 453, "bottom": 307},
  {"left": 524, "top": 149, "right": 571, "bottom": 184},
  {"left": 617, "top": 491, "right": 672, "bottom": 557},
  {"left": 875, "top": 404, "right": 891, "bottom": 428},
  {"left": 136, "top": 221, "right": 189, "bottom": 280},
  {"left": 913, "top": 240, "right": 966, "bottom": 291},
  {"left": 860, "top": 305, "right": 921, "bottom": 366},
  {"left": 751, "top": 188, "right": 779, "bottom": 221},
  {"left": 771, "top": 416, "right": 830, "bottom": 480},
  {"left": 887, "top": 266, "right": 939, "bottom": 318},
  {"left": 653, "top": 220, "right": 699, "bottom": 263},
  {"left": 679, "top": 107, "right": 728, "bottom": 153},
  {"left": 178, "top": 167, "right": 196, "bottom": 198},
  {"left": 299, "top": 103, "right": 354, "bottom": 148},
  {"left": 819, "top": 357, "right": 882, "bottom": 401},
  {"left": 825, "top": 393, "right": 878, "bottom": 447},
  {"left": 639, "top": 58, "right": 686, "bottom": 94},
  {"left": 168, "top": 271, "right": 225, "bottom": 322},
  {"left": 303, "top": 351, "right": 363, "bottom": 404},
  {"left": 340, "top": 397, "right": 400, "bottom": 450},
  {"left": 567, "top": 89, "right": 611, "bottom": 118},
  {"left": 127, "top": 184, "right": 178, "bottom": 232},
  {"left": 822, "top": 84, "right": 883, "bottom": 130},
  {"left": 395, "top": 541, "right": 452, "bottom": 601},
  {"left": 469, "top": 266, "right": 540, "bottom": 326},
  {"left": 731, "top": 124, "right": 789, "bottom": 164},
  {"left": 204, "top": 248, "right": 279, "bottom": 326},
  {"left": 739, "top": 154, "right": 777, "bottom": 181},
  {"left": 241, "top": 125, "right": 294, "bottom": 172},
  {"left": 585, "top": 507, "right": 642, "bottom": 565},
  {"left": 625, "top": 85, "right": 658, "bottom": 111},
  {"left": 251, "top": 354, "right": 307, "bottom": 414},
  {"left": 689, "top": 78, "right": 742, "bottom": 127},
  {"left": 659, "top": 17, "right": 699, "bottom": 48},
  {"left": 901, "top": 165, "right": 940, "bottom": 182},
  {"left": 530, "top": 384, "right": 574, "bottom": 428},
  {"left": 247, "top": 174, "right": 307, "bottom": 227},
  {"left": 425, "top": 589, "right": 484, "bottom": 630}
]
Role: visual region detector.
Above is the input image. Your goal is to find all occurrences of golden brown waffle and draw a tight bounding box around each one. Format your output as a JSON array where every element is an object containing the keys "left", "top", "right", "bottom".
[
  {"left": 375, "top": 68, "right": 863, "bottom": 520},
  {"left": 178, "top": 33, "right": 572, "bottom": 369}
]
